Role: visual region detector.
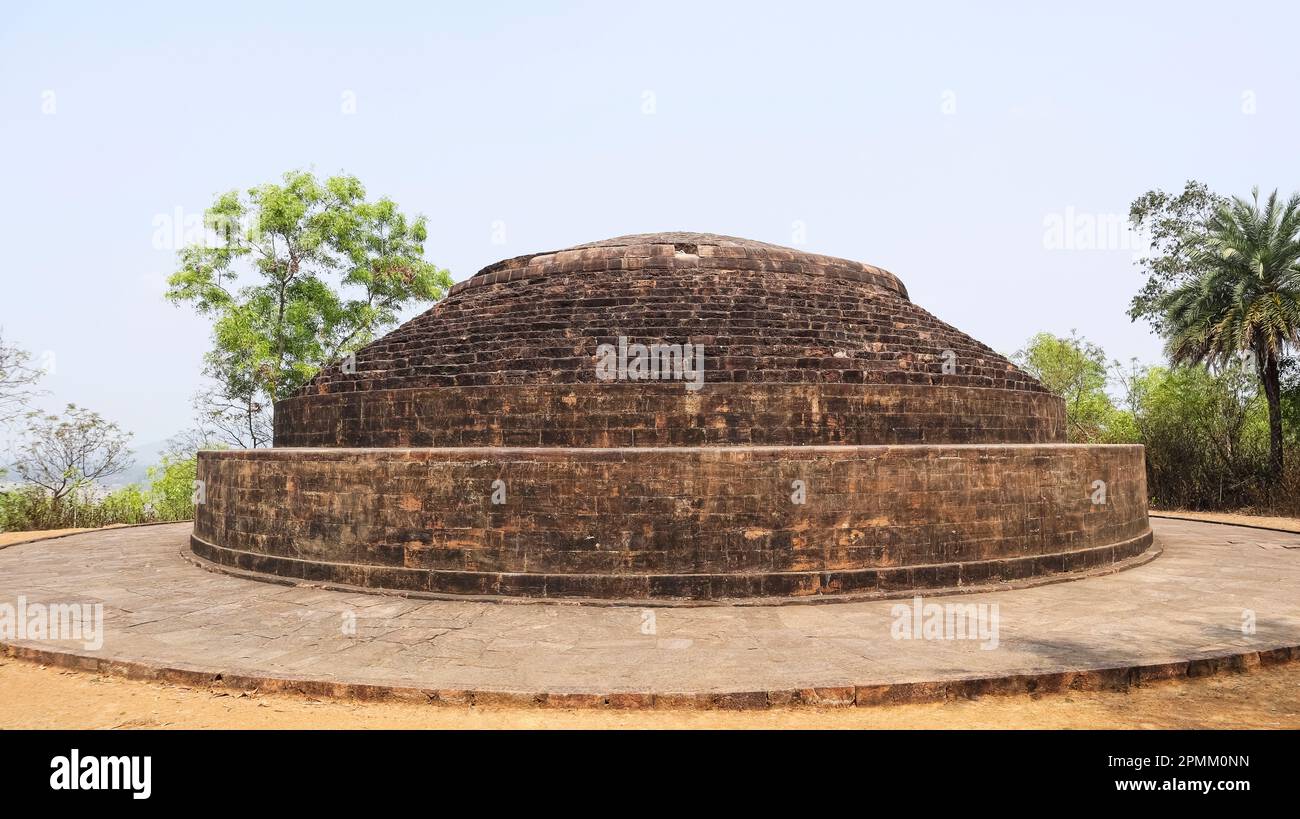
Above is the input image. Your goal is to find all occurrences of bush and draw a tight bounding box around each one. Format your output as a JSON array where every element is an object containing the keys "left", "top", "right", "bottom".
[
  {"left": 1119, "top": 361, "right": 1300, "bottom": 513},
  {"left": 146, "top": 454, "right": 198, "bottom": 521},
  {"left": 1015, "top": 330, "right": 1299, "bottom": 513},
  {"left": 98, "top": 485, "right": 149, "bottom": 526},
  {"left": 0, "top": 454, "right": 199, "bottom": 532},
  {"left": 1014, "top": 332, "right": 1136, "bottom": 443},
  {"left": 0, "top": 485, "right": 49, "bottom": 531}
]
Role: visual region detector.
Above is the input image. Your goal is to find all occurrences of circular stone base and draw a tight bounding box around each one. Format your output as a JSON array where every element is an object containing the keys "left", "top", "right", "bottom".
[
  {"left": 194, "top": 443, "right": 1150, "bottom": 601},
  {"left": 0, "top": 520, "right": 1297, "bottom": 707},
  {"left": 187, "top": 529, "right": 1157, "bottom": 605}
]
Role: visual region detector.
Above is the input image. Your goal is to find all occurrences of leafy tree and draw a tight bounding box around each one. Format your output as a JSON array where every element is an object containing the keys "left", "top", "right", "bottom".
[
  {"left": 1128, "top": 180, "right": 1229, "bottom": 333},
  {"left": 1160, "top": 188, "right": 1300, "bottom": 479},
  {"left": 190, "top": 384, "right": 271, "bottom": 450},
  {"left": 146, "top": 453, "right": 200, "bottom": 521},
  {"left": 1014, "top": 331, "right": 1130, "bottom": 442},
  {"left": 166, "top": 170, "right": 453, "bottom": 443},
  {"left": 1115, "top": 362, "right": 1270, "bottom": 509},
  {"left": 0, "top": 329, "right": 45, "bottom": 426},
  {"left": 12, "top": 405, "right": 133, "bottom": 510},
  {"left": 143, "top": 431, "right": 224, "bottom": 521}
]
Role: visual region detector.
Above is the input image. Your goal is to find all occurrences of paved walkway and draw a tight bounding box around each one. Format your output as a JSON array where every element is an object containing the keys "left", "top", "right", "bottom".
[{"left": 1, "top": 520, "right": 1298, "bottom": 707}]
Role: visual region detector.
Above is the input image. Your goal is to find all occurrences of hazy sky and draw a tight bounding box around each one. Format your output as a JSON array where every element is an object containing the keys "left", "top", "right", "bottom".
[{"left": 1, "top": 0, "right": 1295, "bottom": 448}]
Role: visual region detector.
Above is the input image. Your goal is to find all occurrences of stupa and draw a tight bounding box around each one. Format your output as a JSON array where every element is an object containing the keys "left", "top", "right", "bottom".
[{"left": 193, "top": 233, "right": 1151, "bottom": 600}]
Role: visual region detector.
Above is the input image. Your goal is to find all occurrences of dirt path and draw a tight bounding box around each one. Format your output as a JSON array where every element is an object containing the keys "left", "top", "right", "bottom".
[
  {"left": 2, "top": 657, "right": 1298, "bottom": 729},
  {"left": 0, "top": 527, "right": 98, "bottom": 548},
  {"left": 0, "top": 523, "right": 150, "bottom": 549},
  {"left": 1151, "top": 510, "right": 1300, "bottom": 533}
]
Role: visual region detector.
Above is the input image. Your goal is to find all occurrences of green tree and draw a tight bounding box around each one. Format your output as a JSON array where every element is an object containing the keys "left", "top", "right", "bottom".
[
  {"left": 1160, "top": 188, "right": 1300, "bottom": 479},
  {"left": 146, "top": 453, "right": 200, "bottom": 521},
  {"left": 142, "top": 432, "right": 222, "bottom": 521},
  {"left": 12, "top": 405, "right": 133, "bottom": 512},
  {"left": 1014, "top": 331, "right": 1128, "bottom": 442},
  {"left": 166, "top": 170, "right": 453, "bottom": 443},
  {"left": 1115, "top": 362, "right": 1269, "bottom": 509},
  {"left": 1128, "top": 180, "right": 1229, "bottom": 333}
]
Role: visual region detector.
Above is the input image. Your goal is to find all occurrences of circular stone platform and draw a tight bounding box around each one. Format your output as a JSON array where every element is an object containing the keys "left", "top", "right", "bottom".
[
  {"left": 2, "top": 519, "right": 1297, "bottom": 707},
  {"left": 197, "top": 232, "right": 1151, "bottom": 601},
  {"left": 194, "top": 444, "right": 1151, "bottom": 600}
]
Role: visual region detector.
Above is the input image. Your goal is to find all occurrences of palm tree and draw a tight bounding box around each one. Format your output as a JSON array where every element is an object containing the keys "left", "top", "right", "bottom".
[{"left": 1161, "top": 187, "right": 1300, "bottom": 480}]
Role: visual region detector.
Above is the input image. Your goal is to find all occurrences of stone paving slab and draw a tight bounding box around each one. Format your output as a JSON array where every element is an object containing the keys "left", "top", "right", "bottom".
[{"left": 0, "top": 520, "right": 1298, "bottom": 708}]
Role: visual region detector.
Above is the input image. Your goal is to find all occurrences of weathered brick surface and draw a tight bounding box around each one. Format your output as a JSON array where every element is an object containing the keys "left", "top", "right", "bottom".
[
  {"left": 294, "top": 234, "right": 1048, "bottom": 397},
  {"left": 274, "top": 383, "right": 1065, "bottom": 448},
  {"left": 196, "top": 232, "right": 1148, "bottom": 600},
  {"left": 194, "top": 444, "right": 1150, "bottom": 599}
]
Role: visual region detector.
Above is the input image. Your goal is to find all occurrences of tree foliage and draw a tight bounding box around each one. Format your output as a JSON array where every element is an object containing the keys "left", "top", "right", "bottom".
[
  {"left": 1127, "top": 180, "right": 1228, "bottom": 333},
  {"left": 1158, "top": 187, "right": 1300, "bottom": 477},
  {"left": 146, "top": 453, "right": 200, "bottom": 521},
  {"left": 189, "top": 384, "right": 272, "bottom": 450},
  {"left": 166, "top": 170, "right": 453, "bottom": 444},
  {"left": 0, "top": 432, "right": 209, "bottom": 532},
  {"left": 1014, "top": 330, "right": 1300, "bottom": 512},
  {"left": 1013, "top": 331, "right": 1131, "bottom": 443},
  {"left": 11, "top": 405, "right": 133, "bottom": 506},
  {"left": 1115, "top": 361, "right": 1281, "bottom": 509}
]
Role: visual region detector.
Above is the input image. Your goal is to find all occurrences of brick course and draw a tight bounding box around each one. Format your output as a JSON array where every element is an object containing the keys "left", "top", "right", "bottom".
[
  {"left": 296, "top": 234, "right": 1048, "bottom": 396},
  {"left": 274, "top": 383, "right": 1066, "bottom": 448},
  {"left": 194, "top": 444, "right": 1150, "bottom": 600}
]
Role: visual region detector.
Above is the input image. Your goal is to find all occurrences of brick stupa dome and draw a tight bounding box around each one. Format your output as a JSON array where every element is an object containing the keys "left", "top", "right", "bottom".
[
  {"left": 275, "top": 232, "right": 1064, "bottom": 448},
  {"left": 195, "top": 232, "right": 1152, "bottom": 601}
]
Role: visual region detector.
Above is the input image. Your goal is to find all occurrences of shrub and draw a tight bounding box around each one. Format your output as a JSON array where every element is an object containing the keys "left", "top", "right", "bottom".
[
  {"left": 0, "top": 454, "right": 199, "bottom": 532},
  {"left": 1118, "top": 361, "right": 1300, "bottom": 513}
]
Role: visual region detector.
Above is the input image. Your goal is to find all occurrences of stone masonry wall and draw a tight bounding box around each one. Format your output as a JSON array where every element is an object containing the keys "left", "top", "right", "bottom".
[
  {"left": 194, "top": 444, "right": 1150, "bottom": 599},
  {"left": 274, "top": 383, "right": 1067, "bottom": 448}
]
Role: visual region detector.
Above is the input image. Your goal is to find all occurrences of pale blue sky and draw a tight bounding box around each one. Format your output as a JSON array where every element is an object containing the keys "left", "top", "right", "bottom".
[{"left": 1, "top": 0, "right": 1296, "bottom": 448}]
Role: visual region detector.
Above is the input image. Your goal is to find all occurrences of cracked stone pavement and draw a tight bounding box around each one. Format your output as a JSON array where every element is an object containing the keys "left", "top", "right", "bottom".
[{"left": 0, "top": 519, "right": 1298, "bottom": 695}]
